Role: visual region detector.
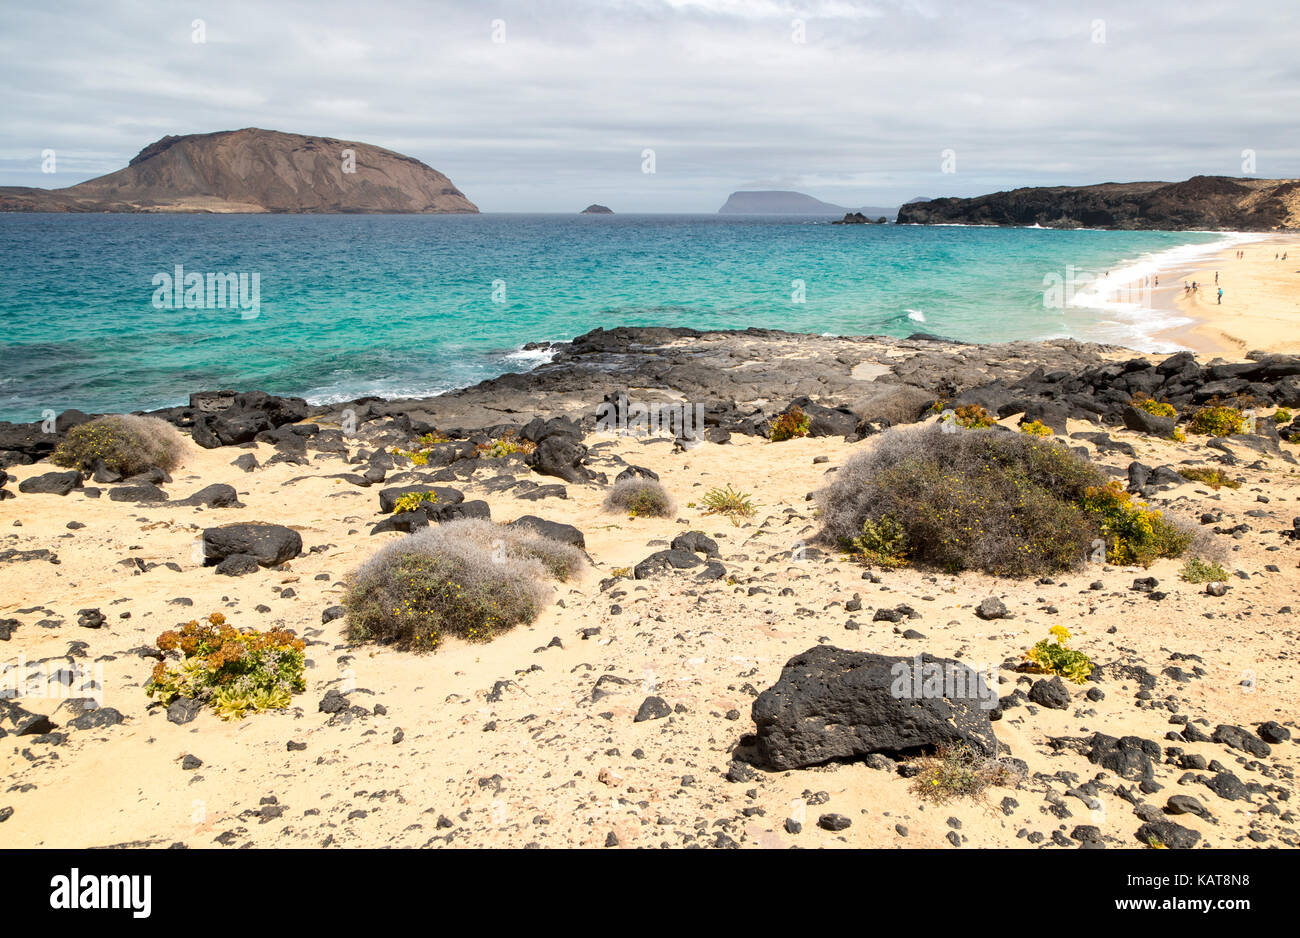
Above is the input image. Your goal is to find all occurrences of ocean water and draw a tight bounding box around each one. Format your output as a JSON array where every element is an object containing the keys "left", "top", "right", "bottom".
[{"left": 0, "top": 213, "right": 1242, "bottom": 422}]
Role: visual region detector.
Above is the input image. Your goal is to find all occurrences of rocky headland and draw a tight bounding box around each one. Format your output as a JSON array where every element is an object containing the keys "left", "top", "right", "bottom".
[
  {"left": 898, "top": 176, "right": 1300, "bottom": 231},
  {"left": 0, "top": 129, "right": 477, "bottom": 214}
]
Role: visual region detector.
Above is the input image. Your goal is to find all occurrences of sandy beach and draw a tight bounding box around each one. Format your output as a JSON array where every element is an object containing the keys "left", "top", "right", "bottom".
[
  {"left": 2, "top": 328, "right": 1296, "bottom": 850},
  {"left": 1152, "top": 235, "right": 1300, "bottom": 357}
]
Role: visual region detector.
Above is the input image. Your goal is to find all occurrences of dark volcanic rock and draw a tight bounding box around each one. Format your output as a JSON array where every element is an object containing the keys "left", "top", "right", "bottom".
[
  {"left": 752, "top": 646, "right": 998, "bottom": 770},
  {"left": 18, "top": 471, "right": 82, "bottom": 496},
  {"left": 202, "top": 523, "right": 302, "bottom": 568}
]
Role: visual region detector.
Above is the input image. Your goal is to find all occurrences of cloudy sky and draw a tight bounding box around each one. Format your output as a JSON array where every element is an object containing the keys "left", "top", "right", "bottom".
[{"left": 1, "top": 0, "right": 1296, "bottom": 212}]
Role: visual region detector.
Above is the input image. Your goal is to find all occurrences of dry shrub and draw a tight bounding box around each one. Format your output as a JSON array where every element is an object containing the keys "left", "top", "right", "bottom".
[
  {"left": 604, "top": 477, "right": 675, "bottom": 518},
  {"left": 53, "top": 414, "right": 185, "bottom": 475},
  {"left": 343, "top": 519, "right": 584, "bottom": 651}
]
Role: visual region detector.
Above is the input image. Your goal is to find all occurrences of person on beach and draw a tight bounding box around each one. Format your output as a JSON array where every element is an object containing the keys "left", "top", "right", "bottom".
[
  {"left": 1215, "top": 272, "right": 1219, "bottom": 284},
  {"left": 1218, "top": 287, "right": 1223, "bottom": 305}
]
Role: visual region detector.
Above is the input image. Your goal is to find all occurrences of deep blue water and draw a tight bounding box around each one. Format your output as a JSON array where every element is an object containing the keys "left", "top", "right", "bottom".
[{"left": 0, "top": 213, "right": 1231, "bottom": 422}]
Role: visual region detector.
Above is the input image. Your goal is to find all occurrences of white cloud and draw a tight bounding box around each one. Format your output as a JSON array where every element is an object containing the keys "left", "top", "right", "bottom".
[{"left": 0, "top": 0, "right": 1296, "bottom": 210}]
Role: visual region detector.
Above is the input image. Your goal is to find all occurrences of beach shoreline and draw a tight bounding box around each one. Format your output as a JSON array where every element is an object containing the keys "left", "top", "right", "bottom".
[{"left": 1148, "top": 234, "right": 1300, "bottom": 357}]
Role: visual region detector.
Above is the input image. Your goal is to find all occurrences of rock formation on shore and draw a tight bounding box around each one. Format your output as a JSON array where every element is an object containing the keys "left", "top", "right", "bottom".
[
  {"left": 0, "top": 129, "right": 478, "bottom": 214},
  {"left": 897, "top": 176, "right": 1300, "bottom": 230}
]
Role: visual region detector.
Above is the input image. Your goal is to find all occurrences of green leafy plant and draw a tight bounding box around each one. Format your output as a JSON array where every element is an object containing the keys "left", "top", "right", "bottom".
[
  {"left": 1177, "top": 466, "right": 1240, "bottom": 489},
  {"left": 849, "top": 515, "right": 909, "bottom": 568},
  {"left": 700, "top": 484, "right": 757, "bottom": 524},
  {"left": 1273, "top": 408, "right": 1292, "bottom": 424},
  {"left": 52, "top": 414, "right": 185, "bottom": 476},
  {"left": 1180, "top": 557, "right": 1228, "bottom": 583},
  {"left": 392, "top": 490, "right": 439, "bottom": 513},
  {"left": 1024, "top": 624, "right": 1093, "bottom": 684},
  {"left": 769, "top": 406, "right": 812, "bottom": 442},
  {"left": 1188, "top": 405, "right": 1247, "bottom": 437},
  {"left": 145, "top": 613, "right": 306, "bottom": 721}
]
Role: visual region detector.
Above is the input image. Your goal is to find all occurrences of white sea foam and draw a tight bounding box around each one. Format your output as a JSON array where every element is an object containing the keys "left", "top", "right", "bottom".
[
  {"left": 905, "top": 308, "right": 927, "bottom": 322},
  {"left": 502, "top": 344, "right": 560, "bottom": 366},
  {"left": 1065, "top": 232, "right": 1270, "bottom": 351}
]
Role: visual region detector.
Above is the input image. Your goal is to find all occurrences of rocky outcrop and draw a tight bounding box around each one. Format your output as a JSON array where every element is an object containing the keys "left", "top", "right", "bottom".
[
  {"left": 897, "top": 176, "right": 1300, "bottom": 230},
  {"left": 752, "top": 646, "right": 999, "bottom": 770},
  {"left": 580, "top": 204, "right": 613, "bottom": 214},
  {"left": 0, "top": 129, "right": 477, "bottom": 214}
]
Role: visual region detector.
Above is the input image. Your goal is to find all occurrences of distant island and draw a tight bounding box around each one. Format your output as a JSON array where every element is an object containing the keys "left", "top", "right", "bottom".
[
  {"left": 580, "top": 204, "right": 613, "bottom": 214},
  {"left": 832, "top": 212, "right": 888, "bottom": 225},
  {"left": 0, "top": 128, "right": 478, "bottom": 214},
  {"left": 897, "top": 176, "right": 1300, "bottom": 230},
  {"left": 718, "top": 190, "right": 901, "bottom": 218}
]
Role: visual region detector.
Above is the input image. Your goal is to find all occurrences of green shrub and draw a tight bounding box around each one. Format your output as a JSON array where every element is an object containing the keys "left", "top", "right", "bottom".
[
  {"left": 145, "top": 613, "right": 305, "bottom": 721},
  {"left": 1180, "top": 557, "right": 1228, "bottom": 583},
  {"left": 818, "top": 426, "right": 1103, "bottom": 577},
  {"left": 769, "top": 406, "right": 812, "bottom": 442},
  {"left": 1177, "top": 466, "right": 1240, "bottom": 489},
  {"left": 604, "top": 478, "right": 675, "bottom": 518},
  {"left": 818, "top": 425, "right": 1194, "bottom": 576},
  {"left": 1079, "top": 482, "right": 1193, "bottom": 566},
  {"left": 1023, "top": 625, "right": 1093, "bottom": 683},
  {"left": 343, "top": 519, "right": 584, "bottom": 651},
  {"left": 1019, "top": 419, "right": 1053, "bottom": 437},
  {"left": 700, "top": 484, "right": 756, "bottom": 524},
  {"left": 1188, "top": 405, "right": 1247, "bottom": 436},
  {"left": 52, "top": 414, "right": 185, "bottom": 476}
]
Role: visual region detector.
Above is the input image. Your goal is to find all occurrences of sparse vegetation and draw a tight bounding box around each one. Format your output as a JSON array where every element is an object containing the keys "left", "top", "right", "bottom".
[
  {"left": 1131, "top": 394, "right": 1177, "bottom": 418},
  {"left": 910, "top": 742, "right": 1024, "bottom": 804},
  {"left": 769, "top": 406, "right": 812, "bottom": 442},
  {"left": 475, "top": 430, "right": 536, "bottom": 459},
  {"left": 817, "top": 425, "right": 1194, "bottom": 577},
  {"left": 700, "top": 484, "right": 757, "bottom": 524},
  {"left": 1272, "top": 408, "right": 1292, "bottom": 424},
  {"left": 1188, "top": 404, "right": 1247, "bottom": 437},
  {"left": 392, "top": 490, "right": 439, "bottom": 514},
  {"left": 1024, "top": 625, "right": 1094, "bottom": 684},
  {"left": 1180, "top": 557, "right": 1228, "bottom": 583},
  {"left": 1177, "top": 465, "right": 1240, "bottom": 489},
  {"left": 604, "top": 478, "right": 675, "bottom": 518},
  {"left": 1018, "top": 419, "right": 1052, "bottom": 437},
  {"left": 343, "top": 519, "right": 584, "bottom": 651},
  {"left": 145, "top": 613, "right": 305, "bottom": 721},
  {"left": 950, "top": 404, "right": 996, "bottom": 429},
  {"left": 52, "top": 414, "right": 185, "bottom": 476},
  {"left": 393, "top": 431, "right": 453, "bottom": 466}
]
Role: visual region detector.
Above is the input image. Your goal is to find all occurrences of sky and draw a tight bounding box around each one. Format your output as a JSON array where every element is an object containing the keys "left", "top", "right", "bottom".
[{"left": 1, "top": 0, "right": 1297, "bottom": 212}]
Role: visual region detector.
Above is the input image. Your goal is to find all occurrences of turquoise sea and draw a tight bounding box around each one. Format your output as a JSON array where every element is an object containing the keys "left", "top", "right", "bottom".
[{"left": 0, "top": 213, "right": 1238, "bottom": 422}]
